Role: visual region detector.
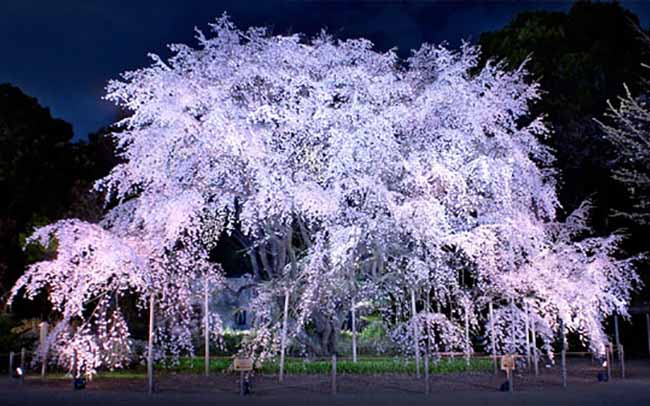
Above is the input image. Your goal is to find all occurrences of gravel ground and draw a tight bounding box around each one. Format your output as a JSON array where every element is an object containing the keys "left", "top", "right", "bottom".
[{"left": 2, "top": 358, "right": 650, "bottom": 405}]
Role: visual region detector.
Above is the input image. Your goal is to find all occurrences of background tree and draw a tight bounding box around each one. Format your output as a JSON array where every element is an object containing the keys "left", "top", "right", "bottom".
[
  {"left": 0, "top": 84, "right": 78, "bottom": 300},
  {"left": 478, "top": 1, "right": 649, "bottom": 229},
  {"left": 0, "top": 84, "right": 120, "bottom": 303},
  {"left": 597, "top": 68, "right": 650, "bottom": 227}
]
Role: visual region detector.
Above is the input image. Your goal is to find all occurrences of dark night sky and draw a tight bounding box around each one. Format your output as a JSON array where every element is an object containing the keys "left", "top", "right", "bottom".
[{"left": 1, "top": 1, "right": 649, "bottom": 140}]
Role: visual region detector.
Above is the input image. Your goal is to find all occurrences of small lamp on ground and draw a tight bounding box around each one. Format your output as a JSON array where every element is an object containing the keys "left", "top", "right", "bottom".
[
  {"left": 73, "top": 367, "right": 86, "bottom": 390},
  {"left": 597, "top": 359, "right": 609, "bottom": 382},
  {"left": 242, "top": 372, "right": 253, "bottom": 395},
  {"left": 12, "top": 367, "right": 24, "bottom": 383},
  {"left": 73, "top": 375, "right": 86, "bottom": 390}
]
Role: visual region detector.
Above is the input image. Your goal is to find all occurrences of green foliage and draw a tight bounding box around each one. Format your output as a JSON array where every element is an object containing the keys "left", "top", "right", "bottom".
[
  {"left": 166, "top": 356, "right": 491, "bottom": 375},
  {"left": 173, "top": 356, "right": 232, "bottom": 373},
  {"left": 359, "top": 314, "right": 388, "bottom": 342},
  {"left": 214, "top": 329, "right": 248, "bottom": 355},
  {"left": 258, "top": 357, "right": 491, "bottom": 375},
  {"left": 0, "top": 313, "right": 36, "bottom": 352},
  {"left": 20, "top": 223, "right": 58, "bottom": 265},
  {"left": 39, "top": 356, "right": 491, "bottom": 379},
  {"left": 337, "top": 314, "right": 396, "bottom": 355}
]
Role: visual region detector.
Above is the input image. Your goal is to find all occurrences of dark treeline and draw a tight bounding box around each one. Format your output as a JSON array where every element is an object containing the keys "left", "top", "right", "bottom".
[
  {"left": 479, "top": 1, "right": 649, "bottom": 234},
  {"left": 1, "top": 0, "right": 649, "bottom": 348},
  {"left": 0, "top": 84, "right": 118, "bottom": 309}
]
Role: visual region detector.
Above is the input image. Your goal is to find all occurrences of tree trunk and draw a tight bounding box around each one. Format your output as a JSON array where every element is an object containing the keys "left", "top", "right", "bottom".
[{"left": 258, "top": 243, "right": 274, "bottom": 280}]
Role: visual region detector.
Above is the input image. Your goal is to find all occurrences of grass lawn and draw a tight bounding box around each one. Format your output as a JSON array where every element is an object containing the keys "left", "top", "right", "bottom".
[
  {"left": 37, "top": 356, "right": 491, "bottom": 379},
  {"left": 253, "top": 357, "right": 492, "bottom": 375}
]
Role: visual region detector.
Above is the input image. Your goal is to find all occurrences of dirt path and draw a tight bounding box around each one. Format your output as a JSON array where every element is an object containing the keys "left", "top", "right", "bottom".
[{"left": 2, "top": 359, "right": 650, "bottom": 405}]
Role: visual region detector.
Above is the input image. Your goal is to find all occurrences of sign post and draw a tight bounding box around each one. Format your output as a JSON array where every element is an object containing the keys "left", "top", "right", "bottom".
[
  {"left": 233, "top": 357, "right": 253, "bottom": 396},
  {"left": 501, "top": 355, "right": 516, "bottom": 392}
]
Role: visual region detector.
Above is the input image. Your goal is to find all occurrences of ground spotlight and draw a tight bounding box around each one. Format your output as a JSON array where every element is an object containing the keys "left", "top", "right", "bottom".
[
  {"left": 73, "top": 376, "right": 86, "bottom": 390},
  {"left": 12, "top": 367, "right": 24, "bottom": 380},
  {"left": 597, "top": 360, "right": 609, "bottom": 382}
]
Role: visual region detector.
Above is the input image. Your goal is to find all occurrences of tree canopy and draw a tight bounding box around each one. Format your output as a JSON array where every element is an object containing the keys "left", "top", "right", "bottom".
[{"left": 8, "top": 16, "right": 640, "bottom": 376}]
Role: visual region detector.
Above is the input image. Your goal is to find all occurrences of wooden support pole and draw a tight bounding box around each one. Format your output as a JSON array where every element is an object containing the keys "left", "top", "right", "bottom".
[
  {"left": 410, "top": 289, "right": 421, "bottom": 379},
  {"left": 510, "top": 299, "right": 516, "bottom": 355},
  {"left": 40, "top": 355, "right": 47, "bottom": 379},
  {"left": 39, "top": 322, "right": 48, "bottom": 378},
  {"left": 20, "top": 348, "right": 25, "bottom": 374},
  {"left": 426, "top": 292, "right": 436, "bottom": 367},
  {"left": 434, "top": 300, "right": 441, "bottom": 365},
  {"left": 351, "top": 297, "right": 357, "bottom": 363},
  {"left": 614, "top": 315, "right": 620, "bottom": 360},
  {"left": 424, "top": 347, "right": 430, "bottom": 395},
  {"left": 88, "top": 349, "right": 94, "bottom": 383},
  {"left": 524, "top": 302, "right": 531, "bottom": 370},
  {"left": 204, "top": 275, "right": 210, "bottom": 377},
  {"left": 279, "top": 290, "right": 290, "bottom": 383},
  {"left": 560, "top": 320, "right": 567, "bottom": 388},
  {"left": 425, "top": 289, "right": 431, "bottom": 394},
  {"left": 508, "top": 369, "right": 513, "bottom": 393},
  {"left": 73, "top": 350, "right": 78, "bottom": 379},
  {"left": 464, "top": 304, "right": 470, "bottom": 367},
  {"left": 147, "top": 293, "right": 155, "bottom": 395},
  {"left": 331, "top": 353, "right": 337, "bottom": 395},
  {"left": 8, "top": 351, "right": 14, "bottom": 378},
  {"left": 620, "top": 344, "right": 625, "bottom": 379},
  {"left": 646, "top": 313, "right": 650, "bottom": 358},
  {"left": 531, "top": 311, "right": 539, "bottom": 377},
  {"left": 489, "top": 301, "right": 497, "bottom": 375}
]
